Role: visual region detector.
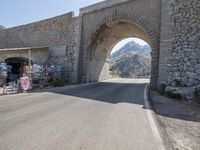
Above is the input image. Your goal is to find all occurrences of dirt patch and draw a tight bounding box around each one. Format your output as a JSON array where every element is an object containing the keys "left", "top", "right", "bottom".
[{"left": 149, "top": 91, "right": 200, "bottom": 150}]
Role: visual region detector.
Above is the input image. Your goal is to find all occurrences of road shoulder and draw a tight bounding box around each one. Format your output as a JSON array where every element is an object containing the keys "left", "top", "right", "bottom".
[
  {"left": 144, "top": 85, "right": 166, "bottom": 150},
  {"left": 149, "top": 90, "right": 200, "bottom": 150}
]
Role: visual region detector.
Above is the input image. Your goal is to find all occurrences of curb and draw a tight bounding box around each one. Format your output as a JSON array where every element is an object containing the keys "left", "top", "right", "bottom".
[
  {"left": 144, "top": 84, "right": 166, "bottom": 150},
  {"left": 0, "top": 82, "right": 98, "bottom": 97}
]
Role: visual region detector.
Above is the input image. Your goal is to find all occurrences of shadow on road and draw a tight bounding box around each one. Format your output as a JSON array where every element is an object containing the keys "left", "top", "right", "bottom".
[
  {"left": 30, "top": 81, "right": 200, "bottom": 123},
  {"left": 35, "top": 82, "right": 146, "bottom": 105}
]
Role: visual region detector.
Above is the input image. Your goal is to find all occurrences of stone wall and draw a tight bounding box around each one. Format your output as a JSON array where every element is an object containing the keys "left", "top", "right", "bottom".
[
  {"left": 166, "top": 0, "right": 200, "bottom": 87},
  {"left": 0, "top": 12, "right": 80, "bottom": 83}
]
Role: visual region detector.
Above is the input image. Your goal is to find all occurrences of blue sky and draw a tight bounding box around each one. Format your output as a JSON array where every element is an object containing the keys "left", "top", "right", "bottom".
[
  {"left": 0, "top": 0, "right": 103, "bottom": 28},
  {"left": 111, "top": 38, "right": 147, "bottom": 54}
]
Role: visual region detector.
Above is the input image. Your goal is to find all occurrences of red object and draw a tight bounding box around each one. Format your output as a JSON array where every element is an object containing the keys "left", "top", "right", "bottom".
[{"left": 20, "top": 76, "right": 31, "bottom": 91}]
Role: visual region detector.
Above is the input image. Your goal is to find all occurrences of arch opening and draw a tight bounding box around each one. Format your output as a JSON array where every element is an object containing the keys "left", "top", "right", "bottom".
[
  {"left": 108, "top": 38, "right": 152, "bottom": 79},
  {"left": 81, "top": 20, "right": 159, "bottom": 88}
]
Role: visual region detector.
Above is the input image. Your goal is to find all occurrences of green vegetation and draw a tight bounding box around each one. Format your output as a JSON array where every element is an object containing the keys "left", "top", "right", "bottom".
[
  {"left": 52, "top": 78, "right": 65, "bottom": 87},
  {"left": 110, "top": 71, "right": 119, "bottom": 78}
]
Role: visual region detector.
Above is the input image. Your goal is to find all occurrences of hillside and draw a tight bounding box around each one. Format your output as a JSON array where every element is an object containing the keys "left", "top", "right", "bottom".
[
  {"left": 109, "top": 41, "right": 151, "bottom": 78},
  {"left": 0, "top": 25, "right": 5, "bottom": 31}
]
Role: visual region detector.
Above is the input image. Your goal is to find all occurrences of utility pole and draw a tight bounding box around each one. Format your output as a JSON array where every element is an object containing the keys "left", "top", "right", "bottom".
[
  {"left": 28, "top": 49, "right": 31, "bottom": 77},
  {"left": 28, "top": 49, "right": 32, "bottom": 88}
]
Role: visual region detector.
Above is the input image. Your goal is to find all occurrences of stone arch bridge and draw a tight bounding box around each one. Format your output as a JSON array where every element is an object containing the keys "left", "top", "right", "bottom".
[{"left": 0, "top": 0, "right": 199, "bottom": 89}]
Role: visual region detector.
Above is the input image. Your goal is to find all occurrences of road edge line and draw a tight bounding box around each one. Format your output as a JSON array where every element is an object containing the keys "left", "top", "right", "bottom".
[{"left": 144, "top": 84, "right": 166, "bottom": 150}]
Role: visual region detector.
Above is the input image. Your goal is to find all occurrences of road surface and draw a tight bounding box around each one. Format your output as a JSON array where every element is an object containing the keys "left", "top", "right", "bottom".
[{"left": 0, "top": 78, "right": 163, "bottom": 150}]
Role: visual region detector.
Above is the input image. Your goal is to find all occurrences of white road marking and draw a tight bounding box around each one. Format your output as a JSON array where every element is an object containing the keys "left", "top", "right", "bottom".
[{"left": 144, "top": 84, "right": 166, "bottom": 150}]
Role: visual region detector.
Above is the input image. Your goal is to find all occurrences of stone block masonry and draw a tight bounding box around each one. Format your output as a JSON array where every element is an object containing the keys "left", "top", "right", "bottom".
[
  {"left": 0, "top": 12, "right": 80, "bottom": 83},
  {"left": 167, "top": 0, "right": 200, "bottom": 87}
]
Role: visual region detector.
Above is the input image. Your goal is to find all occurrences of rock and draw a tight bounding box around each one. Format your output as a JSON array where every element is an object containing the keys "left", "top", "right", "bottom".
[
  {"left": 164, "top": 86, "right": 198, "bottom": 102},
  {"left": 182, "top": 87, "right": 196, "bottom": 101},
  {"left": 186, "top": 72, "right": 198, "bottom": 79},
  {"left": 187, "top": 67, "right": 195, "bottom": 72},
  {"left": 196, "top": 70, "right": 200, "bottom": 74},
  {"left": 195, "top": 64, "right": 200, "bottom": 70},
  {"left": 165, "top": 86, "right": 183, "bottom": 99}
]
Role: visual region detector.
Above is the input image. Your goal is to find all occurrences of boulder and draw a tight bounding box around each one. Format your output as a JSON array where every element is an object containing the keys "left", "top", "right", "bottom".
[
  {"left": 165, "top": 86, "right": 183, "bottom": 99},
  {"left": 182, "top": 87, "right": 196, "bottom": 101}
]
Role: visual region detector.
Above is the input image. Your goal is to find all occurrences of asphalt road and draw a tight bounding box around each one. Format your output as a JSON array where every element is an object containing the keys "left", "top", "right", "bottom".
[{"left": 0, "top": 78, "right": 163, "bottom": 150}]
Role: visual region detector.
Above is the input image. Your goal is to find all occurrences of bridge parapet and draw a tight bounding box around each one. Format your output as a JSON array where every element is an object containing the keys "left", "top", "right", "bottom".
[{"left": 80, "top": 0, "right": 131, "bottom": 15}]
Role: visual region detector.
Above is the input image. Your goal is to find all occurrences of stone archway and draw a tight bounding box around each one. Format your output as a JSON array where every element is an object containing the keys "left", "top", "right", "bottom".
[{"left": 79, "top": 13, "right": 160, "bottom": 88}]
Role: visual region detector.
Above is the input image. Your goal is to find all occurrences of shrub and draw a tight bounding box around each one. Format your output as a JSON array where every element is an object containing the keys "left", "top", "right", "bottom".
[
  {"left": 52, "top": 79, "right": 65, "bottom": 87},
  {"left": 110, "top": 71, "right": 119, "bottom": 78}
]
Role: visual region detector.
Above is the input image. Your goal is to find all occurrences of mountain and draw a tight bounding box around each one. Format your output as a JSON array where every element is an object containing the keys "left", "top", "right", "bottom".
[
  {"left": 110, "top": 41, "right": 151, "bottom": 61},
  {"left": 0, "top": 25, "right": 5, "bottom": 31},
  {"left": 109, "top": 41, "right": 151, "bottom": 78}
]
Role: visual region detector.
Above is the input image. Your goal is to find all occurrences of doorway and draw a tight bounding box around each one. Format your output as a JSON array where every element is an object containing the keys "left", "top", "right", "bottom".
[{"left": 5, "top": 57, "right": 30, "bottom": 82}]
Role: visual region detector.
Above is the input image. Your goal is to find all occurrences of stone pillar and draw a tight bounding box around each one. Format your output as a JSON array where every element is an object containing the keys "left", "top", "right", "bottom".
[{"left": 158, "top": 0, "right": 175, "bottom": 85}]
